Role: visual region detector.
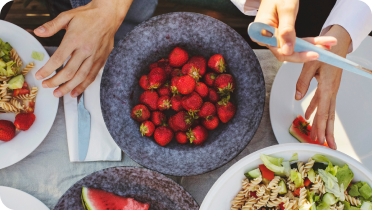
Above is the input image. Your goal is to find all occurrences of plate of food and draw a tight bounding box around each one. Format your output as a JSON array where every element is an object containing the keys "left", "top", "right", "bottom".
[
  {"left": 0, "top": 20, "right": 58, "bottom": 169},
  {"left": 100, "top": 12, "right": 265, "bottom": 176},
  {"left": 54, "top": 166, "right": 199, "bottom": 210},
  {"left": 0, "top": 186, "right": 49, "bottom": 210},
  {"left": 270, "top": 36, "right": 372, "bottom": 169},
  {"left": 200, "top": 143, "right": 372, "bottom": 210}
]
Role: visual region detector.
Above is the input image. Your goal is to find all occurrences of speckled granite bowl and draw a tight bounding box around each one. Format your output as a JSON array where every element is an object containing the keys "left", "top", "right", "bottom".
[
  {"left": 100, "top": 12, "right": 265, "bottom": 176},
  {"left": 54, "top": 167, "right": 199, "bottom": 210}
]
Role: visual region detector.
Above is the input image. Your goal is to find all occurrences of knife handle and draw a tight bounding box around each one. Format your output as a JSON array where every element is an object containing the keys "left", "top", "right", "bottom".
[{"left": 247, "top": 22, "right": 372, "bottom": 79}]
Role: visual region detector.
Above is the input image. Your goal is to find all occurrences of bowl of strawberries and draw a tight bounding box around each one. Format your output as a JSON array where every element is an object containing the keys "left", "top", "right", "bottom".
[{"left": 100, "top": 12, "right": 265, "bottom": 176}]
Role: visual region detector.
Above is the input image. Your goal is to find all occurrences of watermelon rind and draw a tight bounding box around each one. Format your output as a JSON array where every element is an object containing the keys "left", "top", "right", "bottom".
[
  {"left": 82, "top": 187, "right": 95, "bottom": 210},
  {"left": 289, "top": 124, "right": 304, "bottom": 143}
]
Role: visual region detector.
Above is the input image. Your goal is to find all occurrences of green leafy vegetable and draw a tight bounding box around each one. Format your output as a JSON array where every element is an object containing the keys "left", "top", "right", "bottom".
[
  {"left": 308, "top": 168, "right": 316, "bottom": 183},
  {"left": 260, "top": 154, "right": 284, "bottom": 174},
  {"left": 289, "top": 153, "right": 298, "bottom": 162},
  {"left": 342, "top": 201, "right": 351, "bottom": 210},
  {"left": 360, "top": 183, "right": 372, "bottom": 200},
  {"left": 31, "top": 51, "right": 44, "bottom": 61},
  {"left": 349, "top": 184, "right": 361, "bottom": 197},
  {"left": 336, "top": 164, "right": 354, "bottom": 188},
  {"left": 291, "top": 169, "right": 303, "bottom": 188}
]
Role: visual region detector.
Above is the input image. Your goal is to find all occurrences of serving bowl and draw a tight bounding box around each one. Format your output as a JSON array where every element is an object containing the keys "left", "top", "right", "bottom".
[
  {"left": 200, "top": 143, "right": 372, "bottom": 209},
  {"left": 100, "top": 12, "right": 265, "bottom": 176}
]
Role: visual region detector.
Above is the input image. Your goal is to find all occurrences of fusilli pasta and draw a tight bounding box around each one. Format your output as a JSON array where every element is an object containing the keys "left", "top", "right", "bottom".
[
  {"left": 9, "top": 49, "right": 23, "bottom": 67},
  {"left": 21, "top": 62, "right": 35, "bottom": 76},
  {"left": 15, "top": 86, "right": 38, "bottom": 100}
]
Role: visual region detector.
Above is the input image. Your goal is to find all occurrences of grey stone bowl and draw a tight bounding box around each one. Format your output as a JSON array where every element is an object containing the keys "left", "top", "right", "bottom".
[
  {"left": 54, "top": 167, "right": 199, "bottom": 210},
  {"left": 100, "top": 12, "right": 265, "bottom": 176}
]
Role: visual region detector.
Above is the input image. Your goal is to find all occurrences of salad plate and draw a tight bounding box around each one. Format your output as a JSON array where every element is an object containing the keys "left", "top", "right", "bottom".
[
  {"left": 100, "top": 12, "right": 265, "bottom": 176},
  {"left": 200, "top": 143, "right": 372, "bottom": 210},
  {"left": 0, "top": 186, "right": 49, "bottom": 210},
  {"left": 270, "top": 36, "right": 372, "bottom": 170},
  {"left": 54, "top": 166, "right": 199, "bottom": 210},
  {"left": 0, "top": 20, "right": 58, "bottom": 169}
]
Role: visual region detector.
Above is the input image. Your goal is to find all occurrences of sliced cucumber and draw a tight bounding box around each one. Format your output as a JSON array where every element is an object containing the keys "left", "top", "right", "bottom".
[
  {"left": 278, "top": 180, "right": 287, "bottom": 195},
  {"left": 244, "top": 168, "right": 262, "bottom": 179},
  {"left": 8, "top": 74, "right": 24, "bottom": 89},
  {"left": 322, "top": 193, "right": 338, "bottom": 206}
]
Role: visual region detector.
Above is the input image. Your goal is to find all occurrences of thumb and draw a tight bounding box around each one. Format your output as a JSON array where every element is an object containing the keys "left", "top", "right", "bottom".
[
  {"left": 34, "top": 12, "right": 72, "bottom": 37},
  {"left": 277, "top": 0, "right": 299, "bottom": 56},
  {"left": 296, "top": 61, "right": 319, "bottom": 100}
]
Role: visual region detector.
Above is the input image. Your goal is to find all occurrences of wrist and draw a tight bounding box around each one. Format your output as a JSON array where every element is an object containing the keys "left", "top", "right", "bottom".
[{"left": 325, "top": 25, "right": 351, "bottom": 57}]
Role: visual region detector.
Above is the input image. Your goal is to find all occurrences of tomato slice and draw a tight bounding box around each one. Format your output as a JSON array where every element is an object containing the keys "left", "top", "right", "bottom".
[
  {"left": 304, "top": 178, "right": 312, "bottom": 187},
  {"left": 259, "top": 164, "right": 274, "bottom": 180}
]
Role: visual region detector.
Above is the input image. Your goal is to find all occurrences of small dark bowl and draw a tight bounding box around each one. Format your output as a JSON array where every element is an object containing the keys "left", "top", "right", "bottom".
[{"left": 100, "top": 12, "right": 265, "bottom": 176}]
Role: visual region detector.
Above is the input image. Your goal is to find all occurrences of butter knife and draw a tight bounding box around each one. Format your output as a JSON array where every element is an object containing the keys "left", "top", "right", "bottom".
[
  {"left": 78, "top": 93, "right": 91, "bottom": 161},
  {"left": 248, "top": 22, "right": 372, "bottom": 79}
]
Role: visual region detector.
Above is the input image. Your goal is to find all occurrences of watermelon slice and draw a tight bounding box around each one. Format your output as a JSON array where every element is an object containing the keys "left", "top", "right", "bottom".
[
  {"left": 289, "top": 115, "right": 328, "bottom": 147},
  {"left": 81, "top": 187, "right": 149, "bottom": 210}
]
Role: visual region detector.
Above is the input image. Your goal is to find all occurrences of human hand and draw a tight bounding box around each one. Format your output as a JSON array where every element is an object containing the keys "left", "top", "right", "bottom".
[
  {"left": 253, "top": 0, "right": 337, "bottom": 62},
  {"left": 34, "top": 0, "right": 133, "bottom": 98},
  {"left": 295, "top": 25, "right": 352, "bottom": 150}
]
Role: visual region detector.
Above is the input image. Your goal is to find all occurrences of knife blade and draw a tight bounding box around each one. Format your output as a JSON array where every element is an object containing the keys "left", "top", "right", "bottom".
[
  {"left": 78, "top": 93, "right": 91, "bottom": 161},
  {"left": 248, "top": 22, "right": 372, "bottom": 80}
]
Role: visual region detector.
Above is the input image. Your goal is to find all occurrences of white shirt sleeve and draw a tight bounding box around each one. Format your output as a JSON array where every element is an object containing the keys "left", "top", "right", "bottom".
[
  {"left": 230, "top": 0, "right": 260, "bottom": 16},
  {"left": 320, "top": 0, "right": 372, "bottom": 53}
]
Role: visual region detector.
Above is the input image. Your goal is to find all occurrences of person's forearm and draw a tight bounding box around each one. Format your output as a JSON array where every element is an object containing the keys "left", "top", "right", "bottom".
[
  {"left": 325, "top": 25, "right": 352, "bottom": 58},
  {"left": 92, "top": 0, "right": 133, "bottom": 29}
]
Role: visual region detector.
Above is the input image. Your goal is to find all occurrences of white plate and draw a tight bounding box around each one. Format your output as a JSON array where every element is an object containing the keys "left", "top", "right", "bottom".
[
  {"left": 270, "top": 36, "right": 372, "bottom": 170},
  {"left": 200, "top": 144, "right": 372, "bottom": 209},
  {"left": 0, "top": 20, "right": 58, "bottom": 169},
  {"left": 0, "top": 186, "right": 49, "bottom": 210}
]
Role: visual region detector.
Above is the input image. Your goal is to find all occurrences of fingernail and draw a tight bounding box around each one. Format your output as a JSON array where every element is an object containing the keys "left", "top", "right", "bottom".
[
  {"left": 35, "top": 26, "right": 45, "bottom": 33},
  {"left": 42, "top": 83, "right": 49, "bottom": 88},
  {"left": 71, "top": 92, "right": 79, "bottom": 98},
  {"left": 310, "top": 53, "right": 319, "bottom": 61},
  {"left": 282, "top": 43, "right": 292, "bottom": 55},
  {"left": 295, "top": 91, "right": 302, "bottom": 100},
  {"left": 333, "top": 144, "right": 337, "bottom": 150},
  {"left": 54, "top": 90, "right": 62, "bottom": 98},
  {"left": 35, "top": 74, "right": 43, "bottom": 80}
]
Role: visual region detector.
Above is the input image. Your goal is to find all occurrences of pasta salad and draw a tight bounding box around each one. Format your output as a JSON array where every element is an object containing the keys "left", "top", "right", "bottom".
[
  {"left": 231, "top": 154, "right": 372, "bottom": 210},
  {"left": 0, "top": 38, "right": 38, "bottom": 114}
]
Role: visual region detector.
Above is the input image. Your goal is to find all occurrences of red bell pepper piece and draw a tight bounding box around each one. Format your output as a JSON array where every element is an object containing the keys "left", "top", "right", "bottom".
[
  {"left": 13, "top": 88, "right": 30, "bottom": 97},
  {"left": 250, "top": 191, "right": 258, "bottom": 198},
  {"left": 259, "top": 164, "right": 274, "bottom": 180},
  {"left": 293, "top": 187, "right": 303, "bottom": 196},
  {"left": 279, "top": 203, "right": 285, "bottom": 210},
  {"left": 304, "top": 178, "right": 312, "bottom": 187}
]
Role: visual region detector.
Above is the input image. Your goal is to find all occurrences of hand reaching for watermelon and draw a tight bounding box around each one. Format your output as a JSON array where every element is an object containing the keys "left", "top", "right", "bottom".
[{"left": 294, "top": 25, "right": 351, "bottom": 150}]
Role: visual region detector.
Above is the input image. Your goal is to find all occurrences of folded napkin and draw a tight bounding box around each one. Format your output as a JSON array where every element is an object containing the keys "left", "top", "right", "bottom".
[{"left": 64, "top": 65, "right": 122, "bottom": 162}]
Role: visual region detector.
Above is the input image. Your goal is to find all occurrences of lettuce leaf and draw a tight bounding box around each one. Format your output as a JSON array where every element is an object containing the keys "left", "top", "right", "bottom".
[
  {"left": 260, "top": 154, "right": 285, "bottom": 173},
  {"left": 336, "top": 165, "right": 354, "bottom": 190},
  {"left": 291, "top": 169, "right": 304, "bottom": 188},
  {"left": 308, "top": 168, "right": 316, "bottom": 183},
  {"left": 318, "top": 169, "right": 344, "bottom": 199},
  {"left": 290, "top": 153, "right": 298, "bottom": 162},
  {"left": 31, "top": 51, "right": 44, "bottom": 61}
]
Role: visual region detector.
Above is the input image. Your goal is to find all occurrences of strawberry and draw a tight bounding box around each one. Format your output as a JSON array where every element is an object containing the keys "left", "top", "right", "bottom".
[
  {"left": 23, "top": 100, "right": 35, "bottom": 113},
  {"left": 14, "top": 113, "right": 36, "bottom": 131},
  {"left": 171, "top": 95, "right": 184, "bottom": 112},
  {"left": 0, "top": 120, "right": 15, "bottom": 141},
  {"left": 139, "top": 75, "right": 150, "bottom": 90},
  {"left": 214, "top": 74, "right": 235, "bottom": 96},
  {"left": 175, "top": 132, "right": 188, "bottom": 144},
  {"left": 207, "top": 88, "right": 220, "bottom": 103},
  {"left": 171, "top": 111, "right": 193, "bottom": 132},
  {"left": 203, "top": 72, "right": 217, "bottom": 87},
  {"left": 13, "top": 88, "right": 30, "bottom": 97},
  {"left": 149, "top": 62, "right": 158, "bottom": 71},
  {"left": 201, "top": 115, "right": 219, "bottom": 130},
  {"left": 157, "top": 95, "right": 171, "bottom": 111},
  {"left": 176, "top": 75, "right": 196, "bottom": 95},
  {"left": 181, "top": 63, "right": 201, "bottom": 81},
  {"left": 148, "top": 67, "right": 166, "bottom": 89},
  {"left": 181, "top": 92, "right": 203, "bottom": 111},
  {"left": 140, "top": 121, "right": 155, "bottom": 137},
  {"left": 22, "top": 81, "right": 28, "bottom": 89},
  {"left": 157, "top": 82, "right": 171, "bottom": 96},
  {"left": 216, "top": 101, "right": 236, "bottom": 123},
  {"left": 208, "top": 54, "right": 226, "bottom": 74},
  {"left": 151, "top": 111, "right": 167, "bottom": 126},
  {"left": 170, "top": 68, "right": 183, "bottom": 78},
  {"left": 195, "top": 82, "right": 208, "bottom": 98},
  {"left": 188, "top": 55, "right": 206, "bottom": 76},
  {"left": 157, "top": 59, "right": 172, "bottom": 78},
  {"left": 187, "top": 125, "right": 208, "bottom": 145},
  {"left": 139, "top": 90, "right": 159, "bottom": 111},
  {"left": 154, "top": 126, "right": 174, "bottom": 146},
  {"left": 168, "top": 116, "right": 177, "bottom": 132},
  {"left": 131, "top": 104, "right": 151, "bottom": 122},
  {"left": 170, "top": 76, "right": 180, "bottom": 95},
  {"left": 168, "top": 47, "right": 189, "bottom": 67},
  {"left": 198, "top": 102, "right": 216, "bottom": 118}
]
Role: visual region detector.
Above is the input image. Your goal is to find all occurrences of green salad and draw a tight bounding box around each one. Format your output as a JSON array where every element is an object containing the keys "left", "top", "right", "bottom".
[{"left": 230, "top": 153, "right": 372, "bottom": 210}]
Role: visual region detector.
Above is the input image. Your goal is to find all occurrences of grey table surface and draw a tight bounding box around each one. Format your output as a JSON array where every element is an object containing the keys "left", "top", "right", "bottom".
[{"left": 0, "top": 48, "right": 283, "bottom": 209}]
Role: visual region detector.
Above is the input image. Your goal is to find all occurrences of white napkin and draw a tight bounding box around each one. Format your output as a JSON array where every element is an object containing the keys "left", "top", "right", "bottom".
[{"left": 63, "top": 66, "right": 122, "bottom": 162}]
